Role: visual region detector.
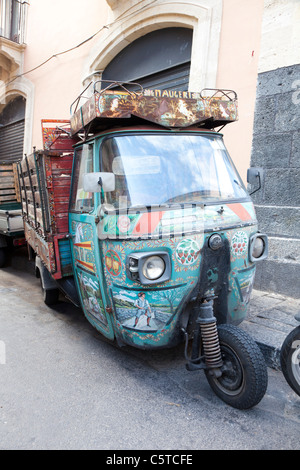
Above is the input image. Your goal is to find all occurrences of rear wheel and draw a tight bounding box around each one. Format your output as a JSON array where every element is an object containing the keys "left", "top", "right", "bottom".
[
  {"left": 205, "top": 324, "right": 268, "bottom": 409},
  {"left": 36, "top": 257, "right": 60, "bottom": 306},
  {"left": 280, "top": 326, "right": 300, "bottom": 397},
  {"left": 42, "top": 286, "right": 60, "bottom": 306},
  {"left": 39, "top": 271, "right": 60, "bottom": 306},
  {"left": 0, "top": 248, "right": 6, "bottom": 268}
]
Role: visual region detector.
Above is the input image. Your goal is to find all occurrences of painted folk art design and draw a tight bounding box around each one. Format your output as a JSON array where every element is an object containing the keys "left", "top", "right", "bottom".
[
  {"left": 231, "top": 231, "right": 248, "bottom": 257},
  {"left": 103, "top": 224, "right": 257, "bottom": 337},
  {"left": 72, "top": 221, "right": 108, "bottom": 326},
  {"left": 71, "top": 212, "right": 258, "bottom": 341},
  {"left": 175, "top": 238, "right": 201, "bottom": 266},
  {"left": 111, "top": 284, "right": 189, "bottom": 332},
  {"left": 70, "top": 88, "right": 238, "bottom": 135},
  {"left": 76, "top": 270, "right": 108, "bottom": 326}
]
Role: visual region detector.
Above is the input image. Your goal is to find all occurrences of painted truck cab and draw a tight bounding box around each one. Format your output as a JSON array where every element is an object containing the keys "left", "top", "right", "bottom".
[
  {"left": 68, "top": 126, "right": 268, "bottom": 350},
  {"left": 21, "top": 84, "right": 269, "bottom": 408}
]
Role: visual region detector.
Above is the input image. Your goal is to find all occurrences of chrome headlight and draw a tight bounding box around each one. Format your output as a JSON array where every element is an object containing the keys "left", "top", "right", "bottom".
[
  {"left": 249, "top": 234, "right": 268, "bottom": 262},
  {"left": 208, "top": 233, "right": 223, "bottom": 250},
  {"left": 126, "top": 251, "right": 171, "bottom": 285},
  {"left": 252, "top": 237, "right": 264, "bottom": 258},
  {"left": 142, "top": 256, "right": 165, "bottom": 280}
]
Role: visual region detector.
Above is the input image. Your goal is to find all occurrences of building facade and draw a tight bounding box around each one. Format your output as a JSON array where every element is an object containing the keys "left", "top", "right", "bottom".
[
  {"left": 250, "top": 0, "right": 300, "bottom": 298},
  {"left": 0, "top": 0, "right": 299, "bottom": 297}
]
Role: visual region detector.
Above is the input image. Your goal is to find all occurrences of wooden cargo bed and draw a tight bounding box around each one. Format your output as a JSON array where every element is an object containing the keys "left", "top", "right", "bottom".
[
  {"left": 19, "top": 150, "right": 74, "bottom": 279},
  {"left": 0, "top": 163, "right": 21, "bottom": 207},
  {"left": 18, "top": 122, "right": 77, "bottom": 279},
  {"left": 0, "top": 163, "right": 23, "bottom": 235}
]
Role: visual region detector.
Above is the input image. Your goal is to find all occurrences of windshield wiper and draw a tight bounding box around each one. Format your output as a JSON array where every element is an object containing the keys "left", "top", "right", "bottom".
[
  {"left": 233, "top": 179, "right": 244, "bottom": 189},
  {"left": 129, "top": 203, "right": 170, "bottom": 209}
]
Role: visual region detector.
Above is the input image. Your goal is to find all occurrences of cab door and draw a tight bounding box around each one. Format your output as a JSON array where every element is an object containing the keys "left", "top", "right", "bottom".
[{"left": 69, "top": 143, "right": 114, "bottom": 340}]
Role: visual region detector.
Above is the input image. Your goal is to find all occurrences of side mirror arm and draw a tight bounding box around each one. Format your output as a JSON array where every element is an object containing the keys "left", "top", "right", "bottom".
[
  {"left": 247, "top": 167, "right": 263, "bottom": 196},
  {"left": 98, "top": 177, "right": 105, "bottom": 204}
]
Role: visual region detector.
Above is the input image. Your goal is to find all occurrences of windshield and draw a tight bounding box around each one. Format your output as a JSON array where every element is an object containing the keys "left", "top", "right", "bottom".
[{"left": 101, "top": 133, "right": 248, "bottom": 209}]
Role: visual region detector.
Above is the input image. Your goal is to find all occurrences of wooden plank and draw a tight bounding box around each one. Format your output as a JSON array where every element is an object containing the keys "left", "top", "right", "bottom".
[
  {"left": 23, "top": 174, "right": 39, "bottom": 187},
  {"left": 36, "top": 207, "right": 44, "bottom": 229},
  {"left": 0, "top": 185, "right": 15, "bottom": 192},
  {"left": 0, "top": 164, "right": 14, "bottom": 171},
  {"left": 20, "top": 159, "right": 28, "bottom": 173},
  {"left": 0, "top": 195, "right": 18, "bottom": 202},
  {"left": 51, "top": 160, "right": 73, "bottom": 171},
  {"left": 26, "top": 153, "right": 36, "bottom": 169},
  {"left": 0, "top": 186, "right": 16, "bottom": 195},
  {"left": 21, "top": 189, "right": 41, "bottom": 206},
  {"left": 13, "top": 163, "right": 21, "bottom": 202},
  {"left": 27, "top": 203, "right": 36, "bottom": 222},
  {"left": 0, "top": 176, "right": 15, "bottom": 184},
  {"left": 24, "top": 222, "right": 55, "bottom": 273},
  {"left": 22, "top": 201, "right": 27, "bottom": 214},
  {"left": 52, "top": 187, "right": 71, "bottom": 198},
  {"left": 34, "top": 192, "right": 41, "bottom": 206},
  {"left": 0, "top": 189, "right": 17, "bottom": 195}
]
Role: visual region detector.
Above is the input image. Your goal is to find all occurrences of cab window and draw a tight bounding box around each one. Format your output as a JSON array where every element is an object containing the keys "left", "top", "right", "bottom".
[{"left": 70, "top": 144, "right": 94, "bottom": 212}]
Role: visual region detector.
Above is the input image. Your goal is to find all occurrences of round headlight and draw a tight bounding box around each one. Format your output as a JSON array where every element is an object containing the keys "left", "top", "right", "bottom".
[
  {"left": 142, "top": 256, "right": 165, "bottom": 280},
  {"left": 252, "top": 237, "right": 265, "bottom": 258}
]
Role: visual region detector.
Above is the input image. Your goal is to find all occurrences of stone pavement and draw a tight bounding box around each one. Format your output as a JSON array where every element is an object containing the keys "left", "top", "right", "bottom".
[{"left": 241, "top": 289, "right": 300, "bottom": 369}]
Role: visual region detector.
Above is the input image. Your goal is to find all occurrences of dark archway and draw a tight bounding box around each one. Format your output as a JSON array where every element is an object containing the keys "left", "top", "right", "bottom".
[{"left": 102, "top": 27, "right": 193, "bottom": 91}]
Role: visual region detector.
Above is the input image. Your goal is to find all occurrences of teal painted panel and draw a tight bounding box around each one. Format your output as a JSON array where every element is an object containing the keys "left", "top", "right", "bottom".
[{"left": 58, "top": 238, "right": 72, "bottom": 275}]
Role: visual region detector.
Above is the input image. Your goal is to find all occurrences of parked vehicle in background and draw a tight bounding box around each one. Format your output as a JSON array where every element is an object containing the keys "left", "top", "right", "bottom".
[
  {"left": 280, "top": 313, "right": 300, "bottom": 397},
  {"left": 0, "top": 162, "right": 24, "bottom": 267}
]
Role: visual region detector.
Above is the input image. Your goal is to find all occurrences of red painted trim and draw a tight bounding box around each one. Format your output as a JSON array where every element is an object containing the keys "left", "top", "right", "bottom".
[{"left": 228, "top": 203, "right": 251, "bottom": 221}]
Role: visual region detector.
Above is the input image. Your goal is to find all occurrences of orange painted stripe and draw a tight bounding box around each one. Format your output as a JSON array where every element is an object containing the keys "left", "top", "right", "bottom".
[
  {"left": 74, "top": 241, "right": 92, "bottom": 249},
  {"left": 228, "top": 203, "right": 251, "bottom": 221},
  {"left": 76, "top": 259, "right": 95, "bottom": 272}
]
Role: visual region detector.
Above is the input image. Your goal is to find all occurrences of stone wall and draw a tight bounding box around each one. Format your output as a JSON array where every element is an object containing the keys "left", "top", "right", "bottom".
[{"left": 250, "top": 64, "right": 300, "bottom": 298}]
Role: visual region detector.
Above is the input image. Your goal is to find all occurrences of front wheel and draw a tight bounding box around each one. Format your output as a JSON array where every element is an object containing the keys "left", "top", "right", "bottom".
[
  {"left": 280, "top": 326, "right": 300, "bottom": 397},
  {"left": 205, "top": 324, "right": 268, "bottom": 409}
]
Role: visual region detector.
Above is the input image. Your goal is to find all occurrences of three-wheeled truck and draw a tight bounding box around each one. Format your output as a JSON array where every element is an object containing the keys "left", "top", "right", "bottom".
[
  {"left": 18, "top": 82, "right": 269, "bottom": 409},
  {"left": 0, "top": 162, "right": 24, "bottom": 267}
]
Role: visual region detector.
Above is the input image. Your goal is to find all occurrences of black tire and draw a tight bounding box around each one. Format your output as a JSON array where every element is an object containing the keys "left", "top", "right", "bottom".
[
  {"left": 280, "top": 326, "right": 300, "bottom": 397},
  {"left": 0, "top": 248, "right": 6, "bottom": 268},
  {"left": 38, "top": 267, "right": 60, "bottom": 306},
  {"left": 42, "top": 284, "right": 60, "bottom": 306},
  {"left": 204, "top": 324, "right": 268, "bottom": 409}
]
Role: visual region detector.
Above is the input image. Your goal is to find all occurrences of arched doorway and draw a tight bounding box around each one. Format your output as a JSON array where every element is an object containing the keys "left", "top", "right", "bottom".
[
  {"left": 0, "top": 95, "right": 25, "bottom": 163},
  {"left": 102, "top": 27, "right": 192, "bottom": 91}
]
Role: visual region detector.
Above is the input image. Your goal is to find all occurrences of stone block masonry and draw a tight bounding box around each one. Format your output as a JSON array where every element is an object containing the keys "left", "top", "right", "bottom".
[{"left": 250, "top": 64, "right": 300, "bottom": 299}]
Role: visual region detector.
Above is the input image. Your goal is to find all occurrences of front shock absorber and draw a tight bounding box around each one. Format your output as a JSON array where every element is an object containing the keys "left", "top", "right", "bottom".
[{"left": 198, "top": 300, "right": 223, "bottom": 372}]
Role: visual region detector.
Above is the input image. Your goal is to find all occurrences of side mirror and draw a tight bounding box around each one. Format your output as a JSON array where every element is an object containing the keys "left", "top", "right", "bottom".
[
  {"left": 247, "top": 167, "right": 264, "bottom": 195},
  {"left": 83, "top": 172, "right": 115, "bottom": 193}
]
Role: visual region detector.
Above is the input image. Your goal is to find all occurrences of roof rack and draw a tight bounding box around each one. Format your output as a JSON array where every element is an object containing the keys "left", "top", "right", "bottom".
[{"left": 69, "top": 80, "right": 238, "bottom": 137}]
